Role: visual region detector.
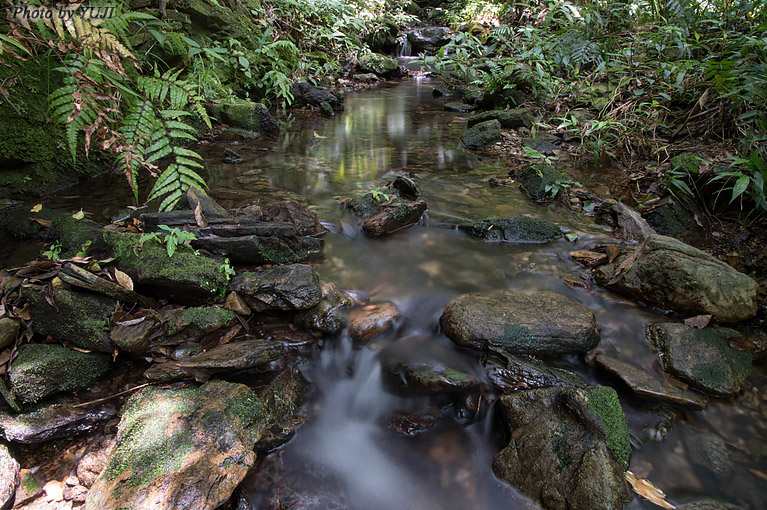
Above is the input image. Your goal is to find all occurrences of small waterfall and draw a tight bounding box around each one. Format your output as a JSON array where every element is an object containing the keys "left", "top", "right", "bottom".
[{"left": 396, "top": 33, "right": 412, "bottom": 58}]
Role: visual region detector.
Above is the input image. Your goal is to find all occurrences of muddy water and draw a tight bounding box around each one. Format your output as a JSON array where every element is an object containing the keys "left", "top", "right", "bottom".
[{"left": 14, "top": 79, "right": 767, "bottom": 508}]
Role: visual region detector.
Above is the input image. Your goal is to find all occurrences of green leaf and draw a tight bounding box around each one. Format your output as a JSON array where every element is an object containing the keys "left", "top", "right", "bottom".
[
  {"left": 565, "top": 232, "right": 578, "bottom": 242},
  {"left": 730, "top": 175, "right": 750, "bottom": 203}
]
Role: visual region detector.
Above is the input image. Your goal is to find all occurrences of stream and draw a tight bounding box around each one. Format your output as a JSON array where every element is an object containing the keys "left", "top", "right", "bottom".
[{"left": 5, "top": 78, "right": 766, "bottom": 509}]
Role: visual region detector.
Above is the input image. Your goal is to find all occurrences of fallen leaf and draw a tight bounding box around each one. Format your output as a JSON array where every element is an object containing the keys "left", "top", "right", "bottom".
[
  {"left": 30, "top": 203, "right": 43, "bottom": 213},
  {"left": 728, "top": 335, "right": 758, "bottom": 351},
  {"left": 113, "top": 268, "right": 134, "bottom": 291},
  {"left": 749, "top": 468, "right": 767, "bottom": 481},
  {"left": 216, "top": 324, "right": 242, "bottom": 346},
  {"left": 606, "top": 245, "right": 621, "bottom": 262},
  {"left": 115, "top": 316, "right": 146, "bottom": 327},
  {"left": 626, "top": 471, "right": 675, "bottom": 509},
  {"left": 684, "top": 314, "right": 712, "bottom": 329},
  {"left": 72, "top": 209, "right": 85, "bottom": 220},
  {"left": 28, "top": 217, "right": 52, "bottom": 228},
  {"left": 608, "top": 251, "right": 639, "bottom": 285},
  {"left": 194, "top": 202, "right": 208, "bottom": 227}
]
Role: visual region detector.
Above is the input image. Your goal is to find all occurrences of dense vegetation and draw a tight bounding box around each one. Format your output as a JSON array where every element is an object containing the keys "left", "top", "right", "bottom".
[{"left": 1, "top": 0, "right": 765, "bottom": 219}]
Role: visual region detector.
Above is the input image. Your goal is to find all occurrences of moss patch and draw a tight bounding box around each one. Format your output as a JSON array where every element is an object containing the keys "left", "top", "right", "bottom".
[
  {"left": 9, "top": 343, "right": 111, "bottom": 404},
  {"left": 587, "top": 385, "right": 631, "bottom": 470}
]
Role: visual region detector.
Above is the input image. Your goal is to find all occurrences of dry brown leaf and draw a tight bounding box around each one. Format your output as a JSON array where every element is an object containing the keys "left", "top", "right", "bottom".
[
  {"left": 30, "top": 204, "right": 43, "bottom": 213},
  {"left": 113, "top": 268, "right": 134, "bottom": 291},
  {"left": 217, "top": 324, "right": 242, "bottom": 346},
  {"left": 626, "top": 471, "right": 675, "bottom": 509},
  {"left": 728, "top": 335, "right": 758, "bottom": 352},
  {"left": 683, "top": 314, "right": 712, "bottom": 329},
  {"left": 29, "top": 218, "right": 52, "bottom": 228},
  {"left": 608, "top": 251, "right": 639, "bottom": 285},
  {"left": 606, "top": 245, "right": 621, "bottom": 262},
  {"left": 749, "top": 468, "right": 767, "bottom": 481},
  {"left": 194, "top": 202, "right": 208, "bottom": 228}
]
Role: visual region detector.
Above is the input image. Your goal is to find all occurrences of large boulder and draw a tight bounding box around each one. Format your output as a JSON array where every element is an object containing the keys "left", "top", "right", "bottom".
[
  {"left": 86, "top": 380, "right": 265, "bottom": 510},
  {"left": 406, "top": 27, "right": 451, "bottom": 53},
  {"left": 290, "top": 82, "right": 343, "bottom": 110},
  {"left": 460, "top": 119, "right": 501, "bottom": 150},
  {"left": 467, "top": 108, "right": 533, "bottom": 129},
  {"left": 646, "top": 323, "right": 752, "bottom": 396},
  {"left": 8, "top": 343, "right": 111, "bottom": 404},
  {"left": 22, "top": 283, "right": 115, "bottom": 352},
  {"left": 595, "top": 235, "right": 758, "bottom": 322},
  {"left": 516, "top": 164, "right": 569, "bottom": 201},
  {"left": 357, "top": 53, "right": 399, "bottom": 78},
  {"left": 441, "top": 289, "right": 600, "bottom": 356},
  {"left": 459, "top": 216, "right": 561, "bottom": 242},
  {"left": 229, "top": 264, "right": 322, "bottom": 312},
  {"left": 256, "top": 367, "right": 311, "bottom": 451},
  {"left": 212, "top": 100, "right": 278, "bottom": 133},
  {"left": 493, "top": 386, "right": 631, "bottom": 510}
]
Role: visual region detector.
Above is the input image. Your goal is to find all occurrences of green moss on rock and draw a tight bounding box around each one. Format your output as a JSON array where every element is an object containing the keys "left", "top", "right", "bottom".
[
  {"left": 9, "top": 344, "right": 111, "bottom": 404},
  {"left": 516, "top": 164, "right": 568, "bottom": 201},
  {"left": 178, "top": 307, "right": 236, "bottom": 333},
  {"left": 587, "top": 385, "right": 631, "bottom": 470},
  {"left": 459, "top": 216, "right": 562, "bottom": 242},
  {"left": 52, "top": 215, "right": 103, "bottom": 258}
]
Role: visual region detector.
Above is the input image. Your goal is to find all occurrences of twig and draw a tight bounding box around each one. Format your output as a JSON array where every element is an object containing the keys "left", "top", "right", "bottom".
[{"left": 72, "top": 383, "right": 150, "bottom": 408}]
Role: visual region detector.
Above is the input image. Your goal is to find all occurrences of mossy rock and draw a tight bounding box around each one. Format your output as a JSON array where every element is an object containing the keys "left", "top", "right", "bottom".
[
  {"left": 22, "top": 284, "right": 115, "bottom": 352},
  {"left": 460, "top": 119, "right": 501, "bottom": 150},
  {"left": 0, "top": 318, "right": 20, "bottom": 351},
  {"left": 229, "top": 264, "right": 322, "bottom": 312},
  {"left": 441, "top": 289, "right": 600, "bottom": 356},
  {"left": 9, "top": 344, "right": 111, "bottom": 404},
  {"left": 459, "top": 216, "right": 562, "bottom": 242},
  {"left": 160, "top": 32, "right": 190, "bottom": 60},
  {"left": 493, "top": 386, "right": 631, "bottom": 509},
  {"left": 467, "top": 108, "right": 533, "bottom": 129},
  {"left": 213, "top": 100, "right": 277, "bottom": 133},
  {"left": 86, "top": 380, "right": 265, "bottom": 509},
  {"left": 165, "top": 306, "right": 237, "bottom": 341},
  {"left": 646, "top": 323, "right": 752, "bottom": 396},
  {"left": 357, "top": 53, "right": 399, "bottom": 78},
  {"left": 516, "top": 164, "right": 568, "bottom": 201},
  {"left": 52, "top": 215, "right": 103, "bottom": 258},
  {"left": 104, "top": 231, "right": 228, "bottom": 302}
]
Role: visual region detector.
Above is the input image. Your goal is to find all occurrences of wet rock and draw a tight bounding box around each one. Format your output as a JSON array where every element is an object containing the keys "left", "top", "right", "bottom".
[
  {"left": 352, "top": 73, "right": 378, "bottom": 83},
  {"left": 105, "top": 231, "right": 229, "bottom": 302},
  {"left": 407, "top": 27, "right": 451, "bottom": 53},
  {"left": 14, "top": 471, "right": 43, "bottom": 506},
  {"left": 611, "top": 202, "right": 657, "bottom": 241},
  {"left": 9, "top": 344, "right": 111, "bottom": 404},
  {"left": 390, "top": 175, "right": 419, "bottom": 198},
  {"left": 516, "top": 164, "right": 569, "bottom": 201},
  {"left": 0, "top": 444, "right": 19, "bottom": 509},
  {"left": 366, "top": 20, "right": 398, "bottom": 53},
  {"left": 52, "top": 215, "right": 104, "bottom": 258},
  {"left": 522, "top": 138, "right": 558, "bottom": 155},
  {"left": 222, "top": 148, "right": 243, "bottom": 164},
  {"left": 193, "top": 234, "right": 317, "bottom": 265},
  {"left": 0, "top": 394, "right": 116, "bottom": 443},
  {"left": 216, "top": 127, "right": 260, "bottom": 142},
  {"left": 262, "top": 200, "right": 323, "bottom": 236},
  {"left": 645, "top": 196, "right": 703, "bottom": 240},
  {"left": 467, "top": 108, "right": 533, "bottom": 129},
  {"left": 163, "top": 306, "right": 237, "bottom": 345},
  {"left": 86, "top": 380, "right": 265, "bottom": 510},
  {"left": 171, "top": 342, "right": 203, "bottom": 361},
  {"left": 387, "top": 406, "right": 442, "bottom": 436},
  {"left": 290, "top": 82, "right": 343, "bottom": 110},
  {"left": 178, "top": 339, "right": 283, "bottom": 373},
  {"left": 460, "top": 119, "right": 501, "bottom": 150},
  {"left": 380, "top": 336, "right": 482, "bottom": 395},
  {"left": 594, "top": 353, "right": 707, "bottom": 409},
  {"left": 683, "top": 432, "right": 731, "bottom": 474},
  {"left": 320, "top": 101, "right": 334, "bottom": 117},
  {"left": 183, "top": 186, "right": 228, "bottom": 217},
  {"left": 493, "top": 386, "right": 631, "bottom": 509},
  {"left": 459, "top": 216, "right": 561, "bottom": 242},
  {"left": 362, "top": 200, "right": 427, "bottom": 235},
  {"left": 571, "top": 250, "right": 608, "bottom": 267},
  {"left": 348, "top": 303, "right": 399, "bottom": 343},
  {"left": 294, "top": 287, "right": 353, "bottom": 334},
  {"left": 3, "top": 207, "right": 58, "bottom": 241},
  {"left": 213, "top": 100, "right": 278, "bottom": 133},
  {"left": 256, "top": 367, "right": 311, "bottom": 451},
  {"left": 444, "top": 102, "right": 475, "bottom": 113},
  {"left": 357, "top": 53, "right": 399, "bottom": 78},
  {"left": 0, "top": 318, "right": 20, "bottom": 351},
  {"left": 595, "top": 235, "right": 758, "bottom": 322},
  {"left": 646, "top": 323, "right": 752, "bottom": 396},
  {"left": 486, "top": 351, "right": 586, "bottom": 393},
  {"left": 441, "top": 289, "right": 600, "bottom": 356},
  {"left": 110, "top": 315, "right": 162, "bottom": 353},
  {"left": 77, "top": 434, "right": 116, "bottom": 488},
  {"left": 677, "top": 499, "right": 743, "bottom": 510},
  {"left": 63, "top": 480, "right": 88, "bottom": 502},
  {"left": 22, "top": 283, "right": 115, "bottom": 352},
  {"left": 224, "top": 291, "right": 251, "bottom": 316},
  {"left": 230, "top": 264, "right": 322, "bottom": 312}
]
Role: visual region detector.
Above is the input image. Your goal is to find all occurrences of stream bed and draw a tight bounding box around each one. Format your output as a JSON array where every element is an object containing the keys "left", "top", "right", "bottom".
[{"left": 6, "top": 78, "right": 766, "bottom": 509}]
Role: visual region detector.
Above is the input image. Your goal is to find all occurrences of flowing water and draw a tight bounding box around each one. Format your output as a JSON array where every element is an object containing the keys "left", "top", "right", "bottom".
[{"left": 5, "top": 79, "right": 766, "bottom": 508}]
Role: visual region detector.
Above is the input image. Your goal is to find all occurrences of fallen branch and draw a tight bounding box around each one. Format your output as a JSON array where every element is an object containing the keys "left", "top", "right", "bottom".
[{"left": 72, "top": 383, "right": 150, "bottom": 408}]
